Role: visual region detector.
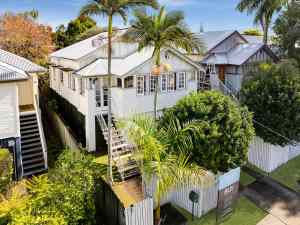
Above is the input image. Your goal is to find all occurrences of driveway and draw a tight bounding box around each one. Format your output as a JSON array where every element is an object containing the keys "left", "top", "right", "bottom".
[{"left": 242, "top": 170, "right": 300, "bottom": 225}]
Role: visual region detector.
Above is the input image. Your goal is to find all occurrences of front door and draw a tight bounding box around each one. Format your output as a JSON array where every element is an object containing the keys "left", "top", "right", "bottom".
[{"left": 219, "top": 65, "right": 226, "bottom": 82}]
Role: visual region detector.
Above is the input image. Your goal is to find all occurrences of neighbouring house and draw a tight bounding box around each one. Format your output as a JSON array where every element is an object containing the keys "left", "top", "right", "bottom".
[
  {"left": 192, "top": 30, "right": 278, "bottom": 93},
  {"left": 0, "top": 49, "right": 47, "bottom": 179}
]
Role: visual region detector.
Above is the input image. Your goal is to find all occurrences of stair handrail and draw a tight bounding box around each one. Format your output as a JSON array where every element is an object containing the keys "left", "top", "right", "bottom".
[
  {"left": 95, "top": 103, "right": 108, "bottom": 131},
  {"left": 34, "top": 95, "right": 48, "bottom": 169}
]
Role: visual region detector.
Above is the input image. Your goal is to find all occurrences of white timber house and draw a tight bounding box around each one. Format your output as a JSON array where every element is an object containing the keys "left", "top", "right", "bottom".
[
  {"left": 0, "top": 49, "right": 47, "bottom": 179},
  {"left": 49, "top": 30, "right": 205, "bottom": 153}
]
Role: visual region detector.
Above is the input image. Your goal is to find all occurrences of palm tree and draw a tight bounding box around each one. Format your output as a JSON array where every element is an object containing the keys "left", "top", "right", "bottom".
[
  {"left": 236, "top": 0, "right": 288, "bottom": 44},
  {"left": 80, "top": 0, "right": 158, "bottom": 183},
  {"left": 121, "top": 115, "right": 211, "bottom": 225},
  {"left": 125, "top": 7, "right": 204, "bottom": 119}
]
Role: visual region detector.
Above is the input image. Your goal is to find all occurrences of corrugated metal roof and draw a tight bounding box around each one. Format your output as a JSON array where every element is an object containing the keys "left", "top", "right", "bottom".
[
  {"left": 242, "top": 35, "right": 263, "bottom": 44},
  {"left": 75, "top": 47, "right": 154, "bottom": 76},
  {"left": 200, "top": 30, "right": 236, "bottom": 51},
  {"left": 51, "top": 30, "right": 127, "bottom": 60},
  {"left": 202, "top": 43, "right": 264, "bottom": 66},
  {"left": 0, "top": 49, "right": 46, "bottom": 73}
]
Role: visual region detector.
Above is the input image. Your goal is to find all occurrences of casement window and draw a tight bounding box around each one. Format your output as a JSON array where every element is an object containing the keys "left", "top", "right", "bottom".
[
  {"left": 59, "top": 70, "right": 64, "bottom": 83},
  {"left": 79, "top": 78, "right": 85, "bottom": 95},
  {"left": 167, "top": 73, "right": 175, "bottom": 92},
  {"left": 161, "top": 74, "right": 167, "bottom": 92},
  {"left": 177, "top": 72, "right": 186, "bottom": 89},
  {"left": 124, "top": 76, "right": 134, "bottom": 88},
  {"left": 136, "top": 76, "right": 145, "bottom": 95},
  {"left": 150, "top": 76, "right": 157, "bottom": 93}
]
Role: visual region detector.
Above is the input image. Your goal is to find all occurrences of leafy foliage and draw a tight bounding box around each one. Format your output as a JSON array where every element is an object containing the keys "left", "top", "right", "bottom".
[
  {"left": 53, "top": 15, "right": 97, "bottom": 49},
  {"left": 0, "top": 150, "right": 102, "bottom": 225},
  {"left": 242, "top": 28, "right": 263, "bottom": 36},
  {"left": 0, "top": 149, "right": 13, "bottom": 194},
  {"left": 160, "top": 91, "right": 255, "bottom": 173},
  {"left": 124, "top": 6, "right": 204, "bottom": 118},
  {"left": 0, "top": 13, "right": 54, "bottom": 64},
  {"left": 120, "top": 115, "right": 212, "bottom": 224},
  {"left": 236, "top": 0, "right": 287, "bottom": 44},
  {"left": 241, "top": 60, "right": 300, "bottom": 146},
  {"left": 274, "top": 1, "right": 300, "bottom": 65}
]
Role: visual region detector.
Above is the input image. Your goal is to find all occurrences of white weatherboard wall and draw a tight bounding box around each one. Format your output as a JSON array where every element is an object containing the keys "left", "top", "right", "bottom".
[
  {"left": 0, "top": 83, "right": 20, "bottom": 139},
  {"left": 124, "top": 198, "right": 153, "bottom": 225},
  {"left": 248, "top": 136, "right": 300, "bottom": 173}
]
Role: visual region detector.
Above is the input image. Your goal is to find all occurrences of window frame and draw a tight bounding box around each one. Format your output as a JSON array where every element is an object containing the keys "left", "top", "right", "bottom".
[
  {"left": 136, "top": 75, "right": 145, "bottom": 96},
  {"left": 124, "top": 76, "right": 134, "bottom": 88},
  {"left": 161, "top": 74, "right": 167, "bottom": 92},
  {"left": 177, "top": 72, "right": 186, "bottom": 90}
]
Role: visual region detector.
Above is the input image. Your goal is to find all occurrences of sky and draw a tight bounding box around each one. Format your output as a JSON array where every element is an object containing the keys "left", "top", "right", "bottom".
[{"left": 0, "top": 0, "right": 262, "bottom": 32}]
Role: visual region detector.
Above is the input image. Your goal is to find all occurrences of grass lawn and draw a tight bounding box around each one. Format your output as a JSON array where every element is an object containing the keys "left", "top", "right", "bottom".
[
  {"left": 240, "top": 171, "right": 256, "bottom": 186},
  {"left": 270, "top": 155, "right": 300, "bottom": 191},
  {"left": 177, "top": 197, "right": 267, "bottom": 225}
]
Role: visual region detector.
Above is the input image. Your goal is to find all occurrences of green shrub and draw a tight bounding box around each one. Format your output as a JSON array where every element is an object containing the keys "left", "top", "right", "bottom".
[
  {"left": 160, "top": 91, "right": 255, "bottom": 173},
  {"left": 0, "top": 149, "right": 13, "bottom": 194},
  {"left": 241, "top": 60, "right": 300, "bottom": 146}
]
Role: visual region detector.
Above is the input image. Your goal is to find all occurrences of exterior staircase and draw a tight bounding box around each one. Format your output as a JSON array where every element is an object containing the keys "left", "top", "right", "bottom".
[
  {"left": 20, "top": 112, "right": 47, "bottom": 177},
  {"left": 96, "top": 112, "right": 139, "bottom": 182}
]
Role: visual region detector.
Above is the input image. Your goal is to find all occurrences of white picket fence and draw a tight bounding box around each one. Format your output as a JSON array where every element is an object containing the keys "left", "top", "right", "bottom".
[
  {"left": 124, "top": 198, "right": 154, "bottom": 225},
  {"left": 144, "top": 175, "right": 218, "bottom": 218},
  {"left": 248, "top": 136, "right": 300, "bottom": 173}
]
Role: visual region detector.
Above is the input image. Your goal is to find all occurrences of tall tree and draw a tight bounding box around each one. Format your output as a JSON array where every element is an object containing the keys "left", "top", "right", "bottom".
[
  {"left": 0, "top": 13, "right": 53, "bottom": 64},
  {"left": 121, "top": 115, "right": 210, "bottom": 225},
  {"left": 80, "top": 0, "right": 158, "bottom": 183},
  {"left": 274, "top": 1, "right": 300, "bottom": 64},
  {"left": 236, "top": 0, "right": 287, "bottom": 44},
  {"left": 125, "top": 7, "right": 204, "bottom": 119}
]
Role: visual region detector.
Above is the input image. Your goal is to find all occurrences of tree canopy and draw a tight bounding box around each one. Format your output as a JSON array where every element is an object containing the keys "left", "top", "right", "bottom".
[
  {"left": 240, "top": 60, "right": 300, "bottom": 146},
  {"left": 242, "top": 28, "right": 263, "bottom": 36},
  {"left": 53, "top": 15, "right": 97, "bottom": 49},
  {"left": 274, "top": 1, "right": 300, "bottom": 65},
  {"left": 160, "top": 91, "right": 255, "bottom": 173},
  {"left": 0, "top": 13, "right": 54, "bottom": 64},
  {"left": 0, "top": 149, "right": 12, "bottom": 194},
  {"left": 0, "top": 150, "right": 102, "bottom": 225}
]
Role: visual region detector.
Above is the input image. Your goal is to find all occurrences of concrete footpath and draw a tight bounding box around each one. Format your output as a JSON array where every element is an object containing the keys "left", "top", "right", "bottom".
[{"left": 242, "top": 167, "right": 300, "bottom": 225}]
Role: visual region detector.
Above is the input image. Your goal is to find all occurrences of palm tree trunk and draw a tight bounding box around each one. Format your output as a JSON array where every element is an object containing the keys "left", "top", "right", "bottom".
[
  {"left": 154, "top": 50, "right": 161, "bottom": 120},
  {"left": 107, "top": 14, "right": 113, "bottom": 184},
  {"left": 154, "top": 193, "right": 161, "bottom": 225}
]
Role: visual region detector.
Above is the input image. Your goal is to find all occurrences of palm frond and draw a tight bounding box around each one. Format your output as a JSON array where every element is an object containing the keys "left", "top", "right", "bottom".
[{"left": 79, "top": 1, "right": 108, "bottom": 17}]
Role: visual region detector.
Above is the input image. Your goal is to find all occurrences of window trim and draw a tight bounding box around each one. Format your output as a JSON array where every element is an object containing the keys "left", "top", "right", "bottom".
[
  {"left": 177, "top": 72, "right": 186, "bottom": 90},
  {"left": 136, "top": 75, "right": 145, "bottom": 96},
  {"left": 161, "top": 74, "right": 167, "bottom": 93}
]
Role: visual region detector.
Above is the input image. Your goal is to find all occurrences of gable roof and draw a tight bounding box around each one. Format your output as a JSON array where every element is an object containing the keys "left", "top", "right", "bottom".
[
  {"left": 51, "top": 30, "right": 127, "bottom": 60},
  {"left": 0, "top": 49, "right": 46, "bottom": 73},
  {"left": 76, "top": 47, "right": 203, "bottom": 77},
  {"left": 0, "top": 49, "right": 46, "bottom": 82},
  {"left": 202, "top": 43, "right": 277, "bottom": 66}
]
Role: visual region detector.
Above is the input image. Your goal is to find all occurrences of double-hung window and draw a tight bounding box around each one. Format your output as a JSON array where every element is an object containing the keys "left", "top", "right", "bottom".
[
  {"left": 71, "top": 75, "right": 76, "bottom": 91},
  {"left": 136, "top": 76, "right": 145, "bottom": 95},
  {"left": 68, "top": 72, "right": 71, "bottom": 88},
  {"left": 161, "top": 74, "right": 167, "bottom": 92},
  {"left": 178, "top": 72, "right": 186, "bottom": 89},
  {"left": 59, "top": 70, "right": 64, "bottom": 84},
  {"left": 167, "top": 73, "right": 175, "bottom": 92},
  {"left": 150, "top": 76, "right": 157, "bottom": 93},
  {"left": 79, "top": 78, "right": 85, "bottom": 95}
]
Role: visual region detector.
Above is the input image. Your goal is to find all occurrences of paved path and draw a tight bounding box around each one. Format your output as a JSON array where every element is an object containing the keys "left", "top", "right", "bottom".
[{"left": 242, "top": 167, "right": 300, "bottom": 225}]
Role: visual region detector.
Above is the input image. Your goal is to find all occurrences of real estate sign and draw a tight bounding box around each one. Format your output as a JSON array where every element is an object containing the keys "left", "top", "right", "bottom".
[{"left": 216, "top": 167, "right": 240, "bottom": 224}]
